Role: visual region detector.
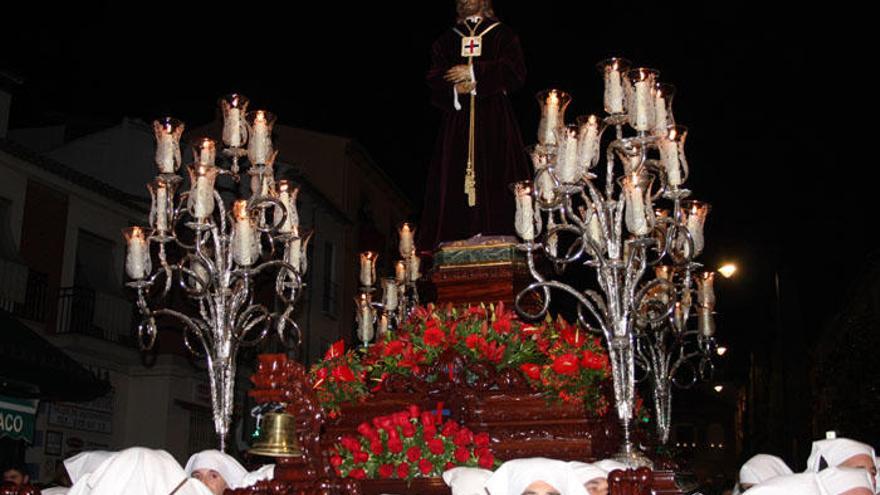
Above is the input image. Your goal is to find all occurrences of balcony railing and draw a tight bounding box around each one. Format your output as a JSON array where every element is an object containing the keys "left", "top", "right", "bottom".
[
  {"left": 56, "top": 286, "right": 135, "bottom": 345},
  {"left": 0, "top": 262, "right": 50, "bottom": 322}
]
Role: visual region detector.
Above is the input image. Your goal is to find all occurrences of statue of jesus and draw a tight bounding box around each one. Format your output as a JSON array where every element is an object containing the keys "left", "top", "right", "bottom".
[{"left": 418, "top": 0, "right": 530, "bottom": 248}]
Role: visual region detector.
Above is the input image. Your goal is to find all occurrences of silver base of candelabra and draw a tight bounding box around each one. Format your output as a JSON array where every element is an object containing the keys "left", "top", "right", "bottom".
[{"left": 611, "top": 441, "right": 655, "bottom": 469}]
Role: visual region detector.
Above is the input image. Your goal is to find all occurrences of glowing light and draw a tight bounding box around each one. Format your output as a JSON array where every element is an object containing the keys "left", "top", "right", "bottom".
[
  {"left": 718, "top": 263, "right": 738, "bottom": 278},
  {"left": 714, "top": 385, "right": 724, "bottom": 393},
  {"left": 716, "top": 346, "right": 728, "bottom": 356}
]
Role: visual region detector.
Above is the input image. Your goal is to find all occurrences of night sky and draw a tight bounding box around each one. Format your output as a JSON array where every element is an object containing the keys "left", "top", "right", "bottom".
[{"left": 2, "top": 3, "right": 870, "bottom": 383}]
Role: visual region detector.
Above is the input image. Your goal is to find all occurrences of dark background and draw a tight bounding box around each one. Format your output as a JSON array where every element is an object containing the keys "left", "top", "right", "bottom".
[{"left": 2, "top": 0, "right": 875, "bottom": 471}]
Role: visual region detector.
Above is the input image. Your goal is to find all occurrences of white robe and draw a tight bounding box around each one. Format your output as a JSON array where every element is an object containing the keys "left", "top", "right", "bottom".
[
  {"left": 184, "top": 450, "right": 248, "bottom": 490},
  {"left": 739, "top": 454, "right": 793, "bottom": 486},
  {"left": 66, "top": 447, "right": 213, "bottom": 495}
]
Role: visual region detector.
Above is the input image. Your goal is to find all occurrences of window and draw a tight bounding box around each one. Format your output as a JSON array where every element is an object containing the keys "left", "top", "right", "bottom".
[
  {"left": 74, "top": 230, "right": 118, "bottom": 291},
  {"left": 321, "top": 241, "right": 338, "bottom": 316}
]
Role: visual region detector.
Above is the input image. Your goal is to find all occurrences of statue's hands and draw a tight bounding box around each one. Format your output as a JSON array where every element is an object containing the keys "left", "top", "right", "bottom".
[
  {"left": 455, "top": 81, "right": 476, "bottom": 93},
  {"left": 445, "top": 64, "right": 473, "bottom": 84}
]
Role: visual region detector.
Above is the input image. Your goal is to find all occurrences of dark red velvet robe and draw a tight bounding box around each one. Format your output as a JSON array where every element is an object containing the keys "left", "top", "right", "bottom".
[{"left": 418, "top": 19, "right": 530, "bottom": 248}]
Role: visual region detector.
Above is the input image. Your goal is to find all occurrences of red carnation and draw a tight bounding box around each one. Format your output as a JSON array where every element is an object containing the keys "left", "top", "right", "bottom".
[
  {"left": 423, "top": 325, "right": 445, "bottom": 347},
  {"left": 348, "top": 468, "right": 366, "bottom": 480},
  {"left": 357, "top": 422, "right": 377, "bottom": 439},
  {"left": 400, "top": 423, "right": 416, "bottom": 438},
  {"left": 377, "top": 415, "right": 395, "bottom": 431},
  {"left": 407, "top": 404, "right": 420, "bottom": 418},
  {"left": 330, "top": 455, "right": 343, "bottom": 468},
  {"left": 378, "top": 464, "right": 395, "bottom": 479},
  {"left": 420, "top": 411, "right": 435, "bottom": 427},
  {"left": 520, "top": 363, "right": 542, "bottom": 380},
  {"left": 492, "top": 313, "right": 512, "bottom": 334},
  {"left": 340, "top": 436, "right": 361, "bottom": 452},
  {"left": 551, "top": 353, "right": 580, "bottom": 375},
  {"left": 581, "top": 349, "right": 607, "bottom": 370},
  {"left": 369, "top": 439, "right": 383, "bottom": 456},
  {"left": 418, "top": 458, "right": 434, "bottom": 476},
  {"left": 353, "top": 451, "right": 369, "bottom": 463},
  {"left": 454, "top": 447, "right": 471, "bottom": 463},
  {"left": 445, "top": 462, "right": 456, "bottom": 471},
  {"left": 397, "top": 462, "right": 410, "bottom": 479},
  {"left": 465, "top": 334, "right": 485, "bottom": 349},
  {"left": 387, "top": 435, "right": 404, "bottom": 454},
  {"left": 478, "top": 340, "right": 506, "bottom": 364},
  {"left": 441, "top": 420, "right": 459, "bottom": 437},
  {"left": 474, "top": 432, "right": 491, "bottom": 448},
  {"left": 423, "top": 424, "right": 437, "bottom": 439},
  {"left": 560, "top": 325, "right": 584, "bottom": 348},
  {"left": 427, "top": 437, "right": 446, "bottom": 455},
  {"left": 475, "top": 447, "right": 491, "bottom": 458},
  {"left": 453, "top": 428, "right": 473, "bottom": 447},
  {"left": 478, "top": 452, "right": 495, "bottom": 469},
  {"left": 393, "top": 411, "right": 411, "bottom": 427},
  {"left": 406, "top": 446, "right": 422, "bottom": 462},
  {"left": 384, "top": 340, "right": 405, "bottom": 356}
]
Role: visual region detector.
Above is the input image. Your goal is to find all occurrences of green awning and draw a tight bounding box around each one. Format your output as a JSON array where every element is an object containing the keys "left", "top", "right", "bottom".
[{"left": 0, "top": 395, "right": 38, "bottom": 442}]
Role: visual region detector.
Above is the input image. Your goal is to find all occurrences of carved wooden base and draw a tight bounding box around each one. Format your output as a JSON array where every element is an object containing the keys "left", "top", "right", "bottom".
[{"left": 431, "top": 262, "right": 534, "bottom": 309}]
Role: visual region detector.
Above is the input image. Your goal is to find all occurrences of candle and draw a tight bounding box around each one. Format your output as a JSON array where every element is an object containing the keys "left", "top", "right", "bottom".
[
  {"left": 555, "top": 125, "right": 579, "bottom": 184},
  {"left": 395, "top": 260, "right": 407, "bottom": 284},
  {"left": 697, "top": 272, "right": 716, "bottom": 308},
  {"left": 659, "top": 126, "right": 688, "bottom": 188},
  {"left": 356, "top": 294, "right": 375, "bottom": 345},
  {"left": 221, "top": 94, "right": 249, "bottom": 148},
  {"left": 398, "top": 223, "right": 415, "bottom": 259},
  {"left": 528, "top": 146, "right": 558, "bottom": 205},
  {"left": 153, "top": 118, "right": 183, "bottom": 174},
  {"left": 683, "top": 201, "right": 709, "bottom": 256},
  {"left": 232, "top": 200, "right": 259, "bottom": 266},
  {"left": 275, "top": 180, "right": 299, "bottom": 234},
  {"left": 599, "top": 58, "right": 629, "bottom": 114},
  {"left": 673, "top": 302, "right": 685, "bottom": 333},
  {"left": 626, "top": 68, "right": 658, "bottom": 132},
  {"left": 407, "top": 252, "right": 421, "bottom": 283},
  {"left": 194, "top": 138, "right": 216, "bottom": 167},
  {"left": 698, "top": 306, "right": 715, "bottom": 337},
  {"left": 187, "top": 165, "right": 218, "bottom": 221},
  {"left": 536, "top": 90, "right": 569, "bottom": 146},
  {"left": 287, "top": 229, "right": 302, "bottom": 273},
  {"left": 576, "top": 115, "right": 602, "bottom": 174},
  {"left": 623, "top": 173, "right": 650, "bottom": 236},
  {"left": 382, "top": 278, "right": 399, "bottom": 311},
  {"left": 653, "top": 83, "right": 676, "bottom": 135},
  {"left": 123, "top": 227, "right": 151, "bottom": 280},
  {"left": 512, "top": 182, "right": 535, "bottom": 241},
  {"left": 247, "top": 110, "right": 274, "bottom": 165},
  {"left": 148, "top": 179, "right": 172, "bottom": 234},
  {"left": 360, "top": 251, "right": 378, "bottom": 287},
  {"left": 377, "top": 313, "right": 390, "bottom": 340}
]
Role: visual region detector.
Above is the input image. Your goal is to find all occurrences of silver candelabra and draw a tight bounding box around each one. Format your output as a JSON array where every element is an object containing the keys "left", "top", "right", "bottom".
[
  {"left": 513, "top": 59, "right": 717, "bottom": 466},
  {"left": 123, "top": 94, "right": 308, "bottom": 451},
  {"left": 355, "top": 224, "right": 422, "bottom": 346}
]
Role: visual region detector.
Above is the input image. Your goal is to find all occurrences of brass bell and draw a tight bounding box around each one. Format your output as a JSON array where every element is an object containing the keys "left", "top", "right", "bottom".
[{"left": 249, "top": 412, "right": 303, "bottom": 457}]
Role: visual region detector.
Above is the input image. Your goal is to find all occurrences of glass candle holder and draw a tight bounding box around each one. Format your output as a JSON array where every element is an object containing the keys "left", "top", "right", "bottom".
[
  {"left": 274, "top": 180, "right": 300, "bottom": 234},
  {"left": 359, "top": 251, "right": 378, "bottom": 287},
  {"left": 625, "top": 68, "right": 660, "bottom": 132},
  {"left": 381, "top": 277, "right": 399, "bottom": 312},
  {"left": 148, "top": 177, "right": 179, "bottom": 236},
  {"left": 698, "top": 306, "right": 715, "bottom": 337},
  {"left": 190, "top": 137, "right": 216, "bottom": 167},
  {"left": 220, "top": 93, "right": 250, "bottom": 148},
  {"left": 658, "top": 125, "right": 688, "bottom": 189},
  {"left": 536, "top": 89, "right": 571, "bottom": 146},
  {"left": 697, "top": 271, "right": 716, "bottom": 308},
  {"left": 355, "top": 294, "right": 376, "bottom": 346},
  {"left": 527, "top": 144, "right": 559, "bottom": 206},
  {"left": 232, "top": 200, "right": 259, "bottom": 266},
  {"left": 187, "top": 165, "right": 219, "bottom": 222},
  {"left": 511, "top": 181, "right": 535, "bottom": 241},
  {"left": 586, "top": 206, "right": 605, "bottom": 255},
  {"left": 653, "top": 83, "right": 676, "bottom": 135},
  {"left": 621, "top": 171, "right": 655, "bottom": 236},
  {"left": 407, "top": 251, "right": 421, "bottom": 283},
  {"left": 554, "top": 124, "right": 580, "bottom": 184},
  {"left": 123, "top": 226, "right": 152, "bottom": 280},
  {"left": 681, "top": 200, "right": 711, "bottom": 256},
  {"left": 153, "top": 117, "right": 184, "bottom": 174},
  {"left": 285, "top": 227, "right": 313, "bottom": 275},
  {"left": 576, "top": 114, "right": 606, "bottom": 173},
  {"left": 246, "top": 110, "right": 277, "bottom": 166},
  {"left": 395, "top": 260, "right": 407, "bottom": 284},
  {"left": 597, "top": 58, "right": 631, "bottom": 115},
  {"left": 398, "top": 222, "right": 416, "bottom": 260}
]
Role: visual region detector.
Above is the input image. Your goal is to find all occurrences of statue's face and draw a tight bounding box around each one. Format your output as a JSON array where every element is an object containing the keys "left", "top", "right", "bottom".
[{"left": 456, "top": 0, "right": 483, "bottom": 17}]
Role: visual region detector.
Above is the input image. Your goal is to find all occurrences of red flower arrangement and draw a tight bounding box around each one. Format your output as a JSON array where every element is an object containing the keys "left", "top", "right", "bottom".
[
  {"left": 330, "top": 405, "right": 497, "bottom": 480},
  {"left": 309, "top": 340, "right": 370, "bottom": 417}
]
